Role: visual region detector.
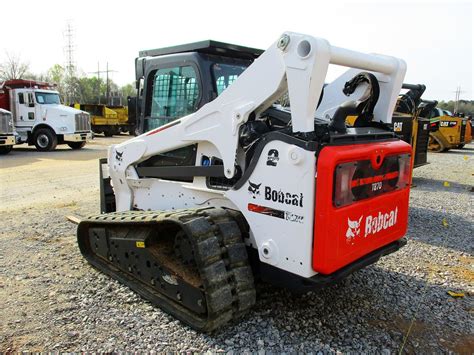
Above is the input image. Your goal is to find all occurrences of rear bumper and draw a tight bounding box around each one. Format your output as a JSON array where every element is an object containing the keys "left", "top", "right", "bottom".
[
  {"left": 64, "top": 132, "right": 93, "bottom": 142},
  {"left": 0, "top": 135, "right": 15, "bottom": 146},
  {"left": 257, "top": 238, "right": 407, "bottom": 293}
]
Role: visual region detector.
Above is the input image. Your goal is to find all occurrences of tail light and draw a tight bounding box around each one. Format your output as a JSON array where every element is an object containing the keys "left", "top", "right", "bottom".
[
  {"left": 397, "top": 154, "right": 411, "bottom": 189},
  {"left": 334, "top": 163, "right": 357, "bottom": 207},
  {"left": 333, "top": 154, "right": 411, "bottom": 208}
]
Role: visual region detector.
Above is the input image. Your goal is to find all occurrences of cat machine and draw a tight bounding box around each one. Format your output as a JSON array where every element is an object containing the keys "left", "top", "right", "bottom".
[{"left": 425, "top": 108, "right": 472, "bottom": 152}]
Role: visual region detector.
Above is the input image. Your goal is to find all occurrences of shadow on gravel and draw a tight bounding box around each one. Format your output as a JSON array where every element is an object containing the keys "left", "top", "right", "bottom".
[
  {"left": 438, "top": 149, "right": 474, "bottom": 156},
  {"left": 407, "top": 206, "right": 473, "bottom": 254},
  {"left": 2, "top": 147, "right": 106, "bottom": 169},
  {"left": 208, "top": 266, "right": 471, "bottom": 353},
  {"left": 411, "top": 177, "right": 473, "bottom": 194}
]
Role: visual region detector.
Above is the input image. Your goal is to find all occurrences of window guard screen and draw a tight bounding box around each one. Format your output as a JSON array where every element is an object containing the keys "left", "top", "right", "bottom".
[{"left": 148, "top": 66, "right": 199, "bottom": 131}]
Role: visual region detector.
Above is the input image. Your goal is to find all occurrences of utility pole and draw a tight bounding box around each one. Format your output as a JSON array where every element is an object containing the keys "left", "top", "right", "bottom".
[
  {"left": 452, "top": 86, "right": 466, "bottom": 114},
  {"left": 88, "top": 62, "right": 117, "bottom": 104},
  {"left": 106, "top": 62, "right": 110, "bottom": 105}
]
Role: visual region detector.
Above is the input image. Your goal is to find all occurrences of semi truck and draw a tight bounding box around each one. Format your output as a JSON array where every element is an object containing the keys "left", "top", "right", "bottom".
[
  {"left": 0, "top": 80, "right": 93, "bottom": 151},
  {"left": 0, "top": 108, "right": 16, "bottom": 154}
]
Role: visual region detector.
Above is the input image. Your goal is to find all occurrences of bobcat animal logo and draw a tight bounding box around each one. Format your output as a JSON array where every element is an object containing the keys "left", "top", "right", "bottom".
[
  {"left": 346, "top": 216, "right": 363, "bottom": 243},
  {"left": 248, "top": 181, "right": 262, "bottom": 199},
  {"left": 115, "top": 150, "right": 124, "bottom": 162}
]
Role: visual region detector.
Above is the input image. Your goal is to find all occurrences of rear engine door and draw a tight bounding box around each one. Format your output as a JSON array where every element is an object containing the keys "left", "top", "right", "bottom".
[{"left": 313, "top": 140, "right": 412, "bottom": 274}]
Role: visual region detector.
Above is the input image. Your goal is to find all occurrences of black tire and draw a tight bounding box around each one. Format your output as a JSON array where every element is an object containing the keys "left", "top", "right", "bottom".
[
  {"left": 0, "top": 145, "right": 13, "bottom": 155},
  {"left": 103, "top": 127, "right": 114, "bottom": 137},
  {"left": 33, "top": 128, "right": 57, "bottom": 151},
  {"left": 67, "top": 141, "right": 86, "bottom": 150},
  {"left": 457, "top": 144, "right": 465, "bottom": 149}
]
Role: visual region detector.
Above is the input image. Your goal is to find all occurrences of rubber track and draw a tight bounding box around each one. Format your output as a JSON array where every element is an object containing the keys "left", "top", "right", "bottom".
[{"left": 77, "top": 207, "right": 256, "bottom": 332}]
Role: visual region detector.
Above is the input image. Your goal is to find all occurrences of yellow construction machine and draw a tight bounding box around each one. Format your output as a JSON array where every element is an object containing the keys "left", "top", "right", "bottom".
[
  {"left": 424, "top": 108, "right": 472, "bottom": 152},
  {"left": 73, "top": 103, "right": 135, "bottom": 136}
]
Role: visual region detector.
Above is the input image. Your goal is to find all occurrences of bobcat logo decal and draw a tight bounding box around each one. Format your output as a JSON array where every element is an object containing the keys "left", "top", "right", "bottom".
[
  {"left": 346, "top": 216, "right": 363, "bottom": 244},
  {"left": 115, "top": 150, "right": 124, "bottom": 162},
  {"left": 248, "top": 181, "right": 261, "bottom": 199}
]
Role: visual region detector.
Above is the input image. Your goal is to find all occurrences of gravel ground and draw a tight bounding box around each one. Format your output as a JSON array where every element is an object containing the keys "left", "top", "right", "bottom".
[{"left": 0, "top": 138, "right": 473, "bottom": 353}]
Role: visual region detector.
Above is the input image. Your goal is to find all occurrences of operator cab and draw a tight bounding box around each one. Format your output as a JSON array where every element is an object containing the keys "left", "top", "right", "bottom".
[{"left": 135, "top": 40, "right": 262, "bottom": 134}]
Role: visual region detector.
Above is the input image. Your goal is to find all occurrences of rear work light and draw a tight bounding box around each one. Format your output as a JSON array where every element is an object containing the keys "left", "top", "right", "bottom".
[{"left": 333, "top": 154, "right": 411, "bottom": 208}]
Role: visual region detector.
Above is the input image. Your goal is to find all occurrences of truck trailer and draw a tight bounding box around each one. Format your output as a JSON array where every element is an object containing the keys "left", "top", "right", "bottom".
[{"left": 0, "top": 80, "right": 93, "bottom": 151}]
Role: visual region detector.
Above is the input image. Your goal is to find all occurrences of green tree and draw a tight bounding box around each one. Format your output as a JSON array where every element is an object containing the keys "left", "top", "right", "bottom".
[
  {"left": 439, "top": 100, "right": 474, "bottom": 115},
  {"left": 121, "top": 83, "right": 136, "bottom": 98},
  {"left": 47, "top": 64, "right": 66, "bottom": 98}
]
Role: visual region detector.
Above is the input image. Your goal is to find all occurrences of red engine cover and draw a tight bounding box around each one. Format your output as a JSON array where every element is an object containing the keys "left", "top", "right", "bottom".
[{"left": 313, "top": 140, "right": 412, "bottom": 274}]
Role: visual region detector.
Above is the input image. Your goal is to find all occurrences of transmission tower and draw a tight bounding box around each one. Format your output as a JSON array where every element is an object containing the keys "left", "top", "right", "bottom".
[{"left": 64, "top": 21, "right": 76, "bottom": 104}]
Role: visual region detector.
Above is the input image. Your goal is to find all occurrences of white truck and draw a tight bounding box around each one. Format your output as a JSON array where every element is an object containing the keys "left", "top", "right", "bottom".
[
  {"left": 0, "top": 79, "right": 93, "bottom": 151},
  {"left": 0, "top": 108, "right": 16, "bottom": 154}
]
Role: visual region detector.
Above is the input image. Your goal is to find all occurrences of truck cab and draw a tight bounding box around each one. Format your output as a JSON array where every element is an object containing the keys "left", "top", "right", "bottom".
[
  {"left": 0, "top": 108, "right": 16, "bottom": 154},
  {"left": 0, "top": 80, "right": 93, "bottom": 151}
]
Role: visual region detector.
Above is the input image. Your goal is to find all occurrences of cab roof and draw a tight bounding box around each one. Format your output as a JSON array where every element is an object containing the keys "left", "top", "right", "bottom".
[
  {"left": 1, "top": 79, "right": 56, "bottom": 90},
  {"left": 139, "top": 40, "right": 263, "bottom": 60}
]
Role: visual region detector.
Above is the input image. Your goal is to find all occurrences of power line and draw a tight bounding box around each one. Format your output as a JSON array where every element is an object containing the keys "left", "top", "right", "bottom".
[
  {"left": 452, "top": 86, "right": 466, "bottom": 114},
  {"left": 87, "top": 62, "right": 117, "bottom": 104}
]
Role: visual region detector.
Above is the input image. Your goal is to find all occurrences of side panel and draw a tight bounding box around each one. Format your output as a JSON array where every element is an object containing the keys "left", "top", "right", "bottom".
[
  {"left": 226, "top": 140, "right": 317, "bottom": 278},
  {"left": 414, "top": 118, "right": 430, "bottom": 166},
  {"left": 465, "top": 120, "right": 472, "bottom": 144},
  {"left": 313, "top": 140, "right": 412, "bottom": 274},
  {"left": 438, "top": 116, "right": 462, "bottom": 146}
]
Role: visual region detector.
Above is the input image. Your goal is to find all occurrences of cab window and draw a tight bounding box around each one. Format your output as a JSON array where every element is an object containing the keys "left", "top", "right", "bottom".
[
  {"left": 212, "top": 63, "right": 248, "bottom": 95},
  {"left": 147, "top": 66, "right": 199, "bottom": 131}
]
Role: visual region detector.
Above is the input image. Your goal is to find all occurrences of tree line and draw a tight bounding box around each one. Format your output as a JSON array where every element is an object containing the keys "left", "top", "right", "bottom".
[
  {"left": 2, "top": 52, "right": 472, "bottom": 114},
  {"left": 438, "top": 100, "right": 474, "bottom": 116},
  {"left": 0, "top": 53, "right": 135, "bottom": 105}
]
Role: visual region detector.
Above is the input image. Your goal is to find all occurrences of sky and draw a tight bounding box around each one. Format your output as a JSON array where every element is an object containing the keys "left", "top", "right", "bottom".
[{"left": 1, "top": 0, "right": 472, "bottom": 101}]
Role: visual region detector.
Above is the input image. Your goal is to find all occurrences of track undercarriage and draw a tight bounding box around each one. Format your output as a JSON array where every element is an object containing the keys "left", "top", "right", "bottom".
[{"left": 77, "top": 208, "right": 256, "bottom": 332}]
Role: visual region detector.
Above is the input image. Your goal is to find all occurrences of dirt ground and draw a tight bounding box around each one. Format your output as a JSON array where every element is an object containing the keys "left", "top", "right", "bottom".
[
  {"left": 0, "top": 137, "right": 473, "bottom": 352},
  {"left": 0, "top": 136, "right": 129, "bottom": 351}
]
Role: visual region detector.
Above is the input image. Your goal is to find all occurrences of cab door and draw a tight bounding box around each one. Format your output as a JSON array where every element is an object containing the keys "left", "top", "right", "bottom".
[
  {"left": 15, "top": 91, "right": 36, "bottom": 129},
  {"left": 143, "top": 65, "right": 201, "bottom": 133}
]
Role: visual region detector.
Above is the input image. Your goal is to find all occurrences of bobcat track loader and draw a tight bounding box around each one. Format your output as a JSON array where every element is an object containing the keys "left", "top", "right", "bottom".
[{"left": 76, "top": 32, "right": 411, "bottom": 331}]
